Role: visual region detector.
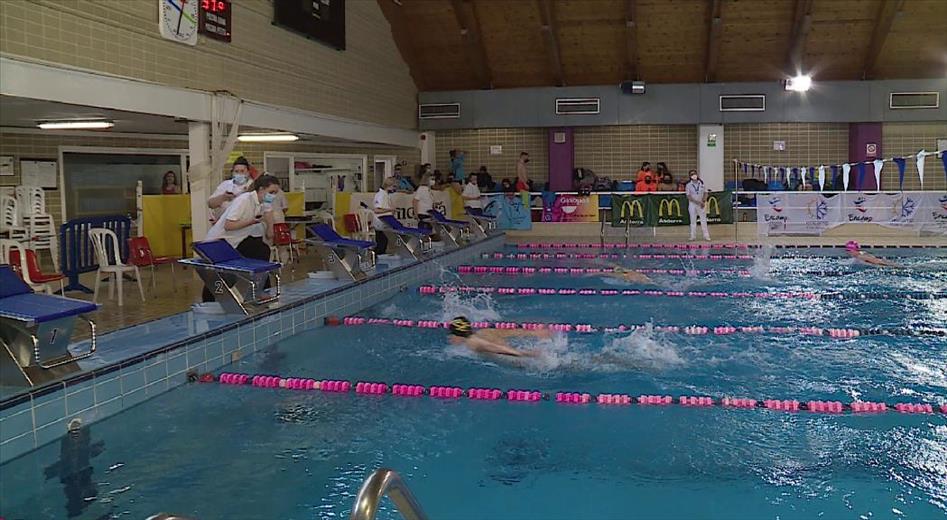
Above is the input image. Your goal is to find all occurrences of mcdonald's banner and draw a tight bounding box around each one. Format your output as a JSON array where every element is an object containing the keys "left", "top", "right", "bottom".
[
  {"left": 610, "top": 194, "right": 648, "bottom": 227},
  {"left": 651, "top": 193, "right": 689, "bottom": 226},
  {"left": 703, "top": 191, "right": 733, "bottom": 225},
  {"left": 543, "top": 194, "right": 600, "bottom": 222}
]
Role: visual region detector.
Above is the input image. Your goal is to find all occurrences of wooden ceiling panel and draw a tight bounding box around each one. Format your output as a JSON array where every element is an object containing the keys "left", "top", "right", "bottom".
[{"left": 378, "top": 0, "right": 947, "bottom": 91}]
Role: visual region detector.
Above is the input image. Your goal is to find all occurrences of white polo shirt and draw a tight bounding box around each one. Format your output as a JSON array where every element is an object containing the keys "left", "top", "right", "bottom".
[
  {"left": 413, "top": 185, "right": 434, "bottom": 216},
  {"left": 204, "top": 191, "right": 263, "bottom": 247},
  {"left": 210, "top": 178, "right": 249, "bottom": 219},
  {"left": 372, "top": 189, "right": 393, "bottom": 228},
  {"left": 462, "top": 182, "right": 482, "bottom": 208}
]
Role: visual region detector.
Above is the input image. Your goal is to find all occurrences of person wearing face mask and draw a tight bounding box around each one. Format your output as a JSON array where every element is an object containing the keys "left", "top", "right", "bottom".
[
  {"left": 657, "top": 173, "right": 676, "bottom": 191},
  {"left": 372, "top": 177, "right": 398, "bottom": 254},
  {"left": 635, "top": 171, "right": 657, "bottom": 192},
  {"left": 202, "top": 174, "right": 281, "bottom": 302},
  {"left": 635, "top": 162, "right": 652, "bottom": 185},
  {"left": 515, "top": 152, "right": 530, "bottom": 192},
  {"left": 412, "top": 172, "right": 435, "bottom": 229},
  {"left": 686, "top": 169, "right": 711, "bottom": 241},
  {"left": 208, "top": 156, "right": 252, "bottom": 221},
  {"left": 462, "top": 173, "right": 482, "bottom": 211}
]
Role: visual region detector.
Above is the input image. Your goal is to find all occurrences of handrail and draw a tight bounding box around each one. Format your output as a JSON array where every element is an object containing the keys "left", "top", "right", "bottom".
[{"left": 350, "top": 468, "right": 429, "bottom": 520}]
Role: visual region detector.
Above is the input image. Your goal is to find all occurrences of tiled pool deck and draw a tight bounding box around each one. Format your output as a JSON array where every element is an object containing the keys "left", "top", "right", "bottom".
[{"left": 0, "top": 235, "right": 504, "bottom": 464}]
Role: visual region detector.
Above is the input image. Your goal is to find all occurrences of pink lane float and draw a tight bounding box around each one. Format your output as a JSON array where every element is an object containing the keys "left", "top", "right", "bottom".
[
  {"left": 457, "top": 265, "right": 752, "bottom": 277},
  {"left": 214, "top": 374, "right": 945, "bottom": 416},
  {"left": 484, "top": 252, "right": 755, "bottom": 261},
  {"left": 516, "top": 242, "right": 754, "bottom": 250},
  {"left": 419, "top": 285, "right": 818, "bottom": 300}
]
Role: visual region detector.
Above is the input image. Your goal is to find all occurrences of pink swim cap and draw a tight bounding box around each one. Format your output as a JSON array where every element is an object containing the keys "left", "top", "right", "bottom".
[{"left": 845, "top": 240, "right": 859, "bottom": 252}]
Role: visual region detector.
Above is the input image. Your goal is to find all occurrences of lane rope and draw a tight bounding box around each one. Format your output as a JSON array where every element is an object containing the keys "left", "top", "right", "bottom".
[
  {"left": 486, "top": 252, "right": 756, "bottom": 261},
  {"left": 419, "top": 285, "right": 947, "bottom": 300},
  {"left": 336, "top": 316, "right": 947, "bottom": 338},
  {"left": 458, "top": 265, "right": 753, "bottom": 277},
  {"left": 214, "top": 373, "right": 947, "bottom": 416}
]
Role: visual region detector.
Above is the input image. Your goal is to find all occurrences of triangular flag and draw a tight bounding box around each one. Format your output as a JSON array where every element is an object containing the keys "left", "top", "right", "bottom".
[
  {"left": 893, "top": 157, "right": 906, "bottom": 190},
  {"left": 800, "top": 166, "right": 808, "bottom": 188},
  {"left": 940, "top": 151, "right": 947, "bottom": 185},
  {"left": 842, "top": 163, "right": 851, "bottom": 191},
  {"left": 916, "top": 150, "right": 926, "bottom": 187},
  {"left": 831, "top": 165, "right": 839, "bottom": 189},
  {"left": 872, "top": 159, "right": 884, "bottom": 190},
  {"left": 742, "top": 162, "right": 748, "bottom": 174},
  {"left": 856, "top": 163, "right": 866, "bottom": 190},
  {"left": 818, "top": 165, "right": 826, "bottom": 191}
]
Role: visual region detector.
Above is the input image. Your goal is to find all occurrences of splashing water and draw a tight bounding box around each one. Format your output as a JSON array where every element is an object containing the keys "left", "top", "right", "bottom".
[
  {"left": 751, "top": 244, "right": 775, "bottom": 280},
  {"left": 438, "top": 290, "right": 502, "bottom": 323},
  {"left": 595, "top": 323, "right": 685, "bottom": 371}
]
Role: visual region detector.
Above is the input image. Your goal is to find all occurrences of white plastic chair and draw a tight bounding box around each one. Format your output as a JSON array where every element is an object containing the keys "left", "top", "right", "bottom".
[
  {"left": 0, "top": 238, "right": 62, "bottom": 294},
  {"left": 0, "top": 195, "right": 27, "bottom": 241},
  {"left": 88, "top": 228, "right": 145, "bottom": 307},
  {"left": 354, "top": 208, "right": 375, "bottom": 241},
  {"left": 24, "top": 213, "right": 59, "bottom": 272},
  {"left": 15, "top": 186, "right": 45, "bottom": 218}
]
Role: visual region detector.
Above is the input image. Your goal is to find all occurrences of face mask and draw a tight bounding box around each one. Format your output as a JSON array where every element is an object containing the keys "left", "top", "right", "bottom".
[
  {"left": 428, "top": 179, "right": 436, "bottom": 186},
  {"left": 262, "top": 192, "right": 276, "bottom": 204},
  {"left": 690, "top": 175, "right": 699, "bottom": 181},
  {"left": 524, "top": 158, "right": 530, "bottom": 163},
  {"left": 232, "top": 174, "right": 247, "bottom": 186}
]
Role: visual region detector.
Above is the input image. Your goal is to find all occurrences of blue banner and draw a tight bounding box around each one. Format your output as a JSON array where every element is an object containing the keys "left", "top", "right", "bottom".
[{"left": 482, "top": 193, "right": 532, "bottom": 230}]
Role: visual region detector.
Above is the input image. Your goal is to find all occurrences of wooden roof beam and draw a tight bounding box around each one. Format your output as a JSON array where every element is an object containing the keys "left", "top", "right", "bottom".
[
  {"left": 625, "top": 0, "right": 638, "bottom": 81},
  {"left": 450, "top": 0, "right": 493, "bottom": 89},
  {"left": 786, "top": 0, "right": 815, "bottom": 73},
  {"left": 377, "top": 0, "right": 426, "bottom": 91},
  {"left": 862, "top": 0, "right": 905, "bottom": 79},
  {"left": 704, "top": 0, "right": 723, "bottom": 83},
  {"left": 537, "top": 0, "right": 565, "bottom": 87}
]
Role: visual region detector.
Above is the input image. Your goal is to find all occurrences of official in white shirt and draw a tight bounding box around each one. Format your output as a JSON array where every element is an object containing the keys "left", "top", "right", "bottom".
[
  {"left": 685, "top": 169, "right": 711, "bottom": 241},
  {"left": 372, "top": 177, "right": 397, "bottom": 254},
  {"left": 413, "top": 173, "right": 435, "bottom": 229},
  {"left": 202, "top": 174, "right": 281, "bottom": 301},
  {"left": 208, "top": 156, "right": 252, "bottom": 221},
  {"left": 462, "top": 173, "right": 482, "bottom": 210}
]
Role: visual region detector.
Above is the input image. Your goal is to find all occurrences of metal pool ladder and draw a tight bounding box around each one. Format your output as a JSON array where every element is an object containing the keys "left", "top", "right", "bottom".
[{"left": 350, "top": 468, "right": 429, "bottom": 520}]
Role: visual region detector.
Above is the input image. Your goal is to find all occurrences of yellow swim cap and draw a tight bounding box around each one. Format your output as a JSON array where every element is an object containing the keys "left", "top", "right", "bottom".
[{"left": 449, "top": 316, "right": 473, "bottom": 337}]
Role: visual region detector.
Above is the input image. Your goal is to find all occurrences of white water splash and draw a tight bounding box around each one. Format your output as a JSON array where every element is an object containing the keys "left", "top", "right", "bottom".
[
  {"left": 438, "top": 290, "right": 502, "bottom": 323},
  {"left": 595, "top": 323, "right": 686, "bottom": 371},
  {"left": 751, "top": 243, "right": 775, "bottom": 280}
]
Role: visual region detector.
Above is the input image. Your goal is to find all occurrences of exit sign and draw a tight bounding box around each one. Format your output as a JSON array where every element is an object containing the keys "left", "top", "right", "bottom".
[{"left": 199, "top": 0, "right": 232, "bottom": 42}]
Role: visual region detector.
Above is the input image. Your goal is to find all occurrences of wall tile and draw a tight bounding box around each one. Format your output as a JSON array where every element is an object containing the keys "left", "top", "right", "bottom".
[
  {"left": 34, "top": 419, "right": 66, "bottom": 448},
  {"left": 94, "top": 374, "right": 121, "bottom": 404},
  {"left": 0, "top": 408, "right": 34, "bottom": 443},
  {"left": 144, "top": 362, "right": 167, "bottom": 385},
  {"left": 167, "top": 351, "right": 187, "bottom": 376},
  {"left": 120, "top": 365, "right": 145, "bottom": 394},
  {"left": 65, "top": 386, "right": 94, "bottom": 415},
  {"left": 0, "top": 432, "right": 36, "bottom": 461},
  {"left": 32, "top": 395, "right": 65, "bottom": 430}
]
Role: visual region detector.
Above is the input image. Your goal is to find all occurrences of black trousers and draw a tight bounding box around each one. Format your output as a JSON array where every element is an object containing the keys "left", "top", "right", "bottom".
[
  {"left": 374, "top": 230, "right": 388, "bottom": 255},
  {"left": 202, "top": 236, "right": 272, "bottom": 302}
]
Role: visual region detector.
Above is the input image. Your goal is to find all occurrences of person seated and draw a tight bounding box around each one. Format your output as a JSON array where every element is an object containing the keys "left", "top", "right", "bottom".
[
  {"left": 501, "top": 179, "right": 515, "bottom": 193},
  {"left": 845, "top": 241, "right": 903, "bottom": 268},
  {"left": 635, "top": 173, "right": 657, "bottom": 192},
  {"left": 635, "top": 162, "right": 652, "bottom": 184},
  {"left": 447, "top": 316, "right": 550, "bottom": 358},
  {"left": 656, "top": 173, "right": 676, "bottom": 191},
  {"left": 476, "top": 166, "right": 494, "bottom": 192},
  {"left": 412, "top": 173, "right": 435, "bottom": 229},
  {"left": 462, "top": 173, "right": 482, "bottom": 211},
  {"left": 393, "top": 164, "right": 416, "bottom": 193}
]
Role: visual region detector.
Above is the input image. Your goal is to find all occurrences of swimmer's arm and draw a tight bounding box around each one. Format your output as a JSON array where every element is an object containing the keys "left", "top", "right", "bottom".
[{"left": 468, "top": 337, "right": 536, "bottom": 357}]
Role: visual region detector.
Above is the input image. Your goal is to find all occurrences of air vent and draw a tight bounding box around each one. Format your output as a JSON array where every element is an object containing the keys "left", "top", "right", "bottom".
[
  {"left": 418, "top": 103, "right": 460, "bottom": 120},
  {"left": 556, "top": 98, "right": 600, "bottom": 115},
  {"left": 889, "top": 92, "right": 939, "bottom": 110},
  {"left": 719, "top": 95, "right": 766, "bottom": 112}
]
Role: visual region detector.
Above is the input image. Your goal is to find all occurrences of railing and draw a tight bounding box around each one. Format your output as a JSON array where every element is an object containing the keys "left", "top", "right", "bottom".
[{"left": 350, "top": 468, "right": 429, "bottom": 520}]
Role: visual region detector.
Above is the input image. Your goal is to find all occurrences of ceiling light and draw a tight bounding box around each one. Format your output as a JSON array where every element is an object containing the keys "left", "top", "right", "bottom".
[
  {"left": 37, "top": 120, "right": 114, "bottom": 130},
  {"left": 237, "top": 133, "right": 299, "bottom": 142},
  {"left": 784, "top": 74, "right": 812, "bottom": 92}
]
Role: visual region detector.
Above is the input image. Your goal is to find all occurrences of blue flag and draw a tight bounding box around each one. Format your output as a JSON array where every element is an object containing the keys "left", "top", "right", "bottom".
[
  {"left": 831, "top": 165, "right": 839, "bottom": 189},
  {"left": 893, "top": 157, "right": 906, "bottom": 190},
  {"left": 857, "top": 163, "right": 866, "bottom": 190}
]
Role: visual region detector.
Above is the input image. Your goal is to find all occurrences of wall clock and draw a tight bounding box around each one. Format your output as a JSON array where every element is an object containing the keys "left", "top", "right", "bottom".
[{"left": 159, "top": 0, "right": 199, "bottom": 46}]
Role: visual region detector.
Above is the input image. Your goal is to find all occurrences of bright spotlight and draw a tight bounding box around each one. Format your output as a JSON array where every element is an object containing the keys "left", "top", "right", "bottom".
[{"left": 785, "top": 74, "right": 812, "bottom": 92}]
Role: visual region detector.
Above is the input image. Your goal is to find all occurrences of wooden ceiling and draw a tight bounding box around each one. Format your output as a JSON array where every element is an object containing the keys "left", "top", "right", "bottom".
[{"left": 378, "top": 0, "right": 947, "bottom": 91}]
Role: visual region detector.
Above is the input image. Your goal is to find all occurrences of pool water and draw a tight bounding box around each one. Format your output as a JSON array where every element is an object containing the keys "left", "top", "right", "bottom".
[{"left": 2, "top": 246, "right": 946, "bottom": 519}]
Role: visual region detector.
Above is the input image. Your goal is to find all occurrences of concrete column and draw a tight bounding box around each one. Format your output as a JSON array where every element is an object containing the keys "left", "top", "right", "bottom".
[
  {"left": 188, "top": 121, "right": 211, "bottom": 242},
  {"left": 547, "top": 128, "right": 574, "bottom": 191},
  {"left": 698, "top": 125, "right": 724, "bottom": 191},
  {"left": 849, "top": 123, "right": 882, "bottom": 190}
]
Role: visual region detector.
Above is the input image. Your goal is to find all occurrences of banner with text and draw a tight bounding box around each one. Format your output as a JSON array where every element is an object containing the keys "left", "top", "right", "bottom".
[
  {"left": 543, "top": 194, "right": 600, "bottom": 222},
  {"left": 610, "top": 192, "right": 733, "bottom": 227},
  {"left": 483, "top": 192, "right": 532, "bottom": 230},
  {"left": 346, "top": 191, "right": 452, "bottom": 228},
  {"left": 610, "top": 194, "right": 649, "bottom": 227},
  {"left": 757, "top": 192, "right": 947, "bottom": 235}
]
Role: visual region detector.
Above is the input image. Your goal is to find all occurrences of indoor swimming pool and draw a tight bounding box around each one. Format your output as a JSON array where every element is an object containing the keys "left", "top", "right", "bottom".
[{"left": 1, "top": 244, "right": 945, "bottom": 519}]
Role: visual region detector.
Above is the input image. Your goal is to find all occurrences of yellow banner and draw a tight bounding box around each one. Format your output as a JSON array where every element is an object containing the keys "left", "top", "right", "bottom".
[{"left": 141, "top": 194, "right": 192, "bottom": 258}]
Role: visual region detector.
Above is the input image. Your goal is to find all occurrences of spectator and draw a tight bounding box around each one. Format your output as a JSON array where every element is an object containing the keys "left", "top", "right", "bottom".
[
  {"left": 449, "top": 150, "right": 466, "bottom": 181},
  {"left": 515, "top": 152, "right": 530, "bottom": 192},
  {"left": 202, "top": 174, "right": 280, "bottom": 301},
  {"left": 635, "top": 162, "right": 652, "bottom": 184},
  {"left": 476, "top": 166, "right": 494, "bottom": 191},
  {"left": 393, "top": 164, "right": 415, "bottom": 192},
  {"left": 501, "top": 178, "right": 514, "bottom": 193},
  {"left": 463, "top": 173, "right": 482, "bottom": 211},
  {"left": 635, "top": 171, "right": 658, "bottom": 192},
  {"left": 413, "top": 172, "right": 435, "bottom": 229},
  {"left": 372, "top": 177, "right": 398, "bottom": 254},
  {"left": 208, "top": 156, "right": 251, "bottom": 221},
  {"left": 656, "top": 172, "right": 676, "bottom": 191},
  {"left": 162, "top": 170, "right": 181, "bottom": 194},
  {"left": 655, "top": 162, "right": 669, "bottom": 178}
]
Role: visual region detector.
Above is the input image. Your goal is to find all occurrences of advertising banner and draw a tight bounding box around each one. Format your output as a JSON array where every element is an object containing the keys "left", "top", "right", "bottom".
[
  {"left": 757, "top": 192, "right": 947, "bottom": 235},
  {"left": 346, "top": 191, "right": 452, "bottom": 227},
  {"left": 920, "top": 192, "right": 947, "bottom": 234},
  {"left": 483, "top": 192, "right": 532, "bottom": 230},
  {"left": 543, "top": 194, "right": 599, "bottom": 222},
  {"left": 756, "top": 193, "right": 839, "bottom": 236},
  {"left": 703, "top": 191, "right": 733, "bottom": 225},
  {"left": 651, "top": 193, "right": 689, "bottom": 226},
  {"left": 610, "top": 194, "right": 648, "bottom": 227}
]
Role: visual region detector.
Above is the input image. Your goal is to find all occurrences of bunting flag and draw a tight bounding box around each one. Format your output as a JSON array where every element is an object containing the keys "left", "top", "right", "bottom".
[
  {"left": 856, "top": 162, "right": 867, "bottom": 190},
  {"left": 941, "top": 151, "right": 947, "bottom": 184},
  {"left": 893, "top": 157, "right": 906, "bottom": 190},
  {"left": 872, "top": 159, "right": 884, "bottom": 190},
  {"left": 801, "top": 166, "right": 808, "bottom": 187},
  {"left": 818, "top": 165, "right": 826, "bottom": 191},
  {"left": 842, "top": 163, "right": 851, "bottom": 191},
  {"left": 916, "top": 150, "right": 926, "bottom": 188},
  {"left": 831, "top": 165, "right": 839, "bottom": 189},
  {"left": 742, "top": 163, "right": 748, "bottom": 174}
]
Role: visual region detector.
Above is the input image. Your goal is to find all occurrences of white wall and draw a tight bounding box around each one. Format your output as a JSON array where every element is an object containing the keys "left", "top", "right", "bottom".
[{"left": 698, "top": 125, "right": 724, "bottom": 191}]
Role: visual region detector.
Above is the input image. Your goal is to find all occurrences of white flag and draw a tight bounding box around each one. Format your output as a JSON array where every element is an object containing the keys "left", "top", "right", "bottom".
[
  {"left": 800, "top": 166, "right": 807, "bottom": 187},
  {"left": 842, "top": 163, "right": 851, "bottom": 191},
  {"left": 916, "top": 150, "right": 926, "bottom": 187},
  {"left": 872, "top": 159, "right": 884, "bottom": 190},
  {"left": 818, "top": 165, "right": 826, "bottom": 191},
  {"left": 762, "top": 166, "right": 768, "bottom": 182}
]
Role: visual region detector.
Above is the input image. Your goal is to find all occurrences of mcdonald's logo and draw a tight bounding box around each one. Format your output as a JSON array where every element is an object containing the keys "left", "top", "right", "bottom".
[
  {"left": 620, "top": 199, "right": 644, "bottom": 219},
  {"left": 706, "top": 196, "right": 720, "bottom": 216},
  {"left": 658, "top": 198, "right": 682, "bottom": 217}
]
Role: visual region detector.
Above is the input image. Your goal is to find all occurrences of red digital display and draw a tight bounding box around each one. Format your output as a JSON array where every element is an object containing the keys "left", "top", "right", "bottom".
[{"left": 199, "top": 0, "right": 232, "bottom": 42}]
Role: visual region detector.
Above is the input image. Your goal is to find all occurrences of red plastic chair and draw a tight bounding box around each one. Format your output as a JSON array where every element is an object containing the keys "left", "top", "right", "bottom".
[
  {"left": 343, "top": 213, "right": 360, "bottom": 235},
  {"left": 271, "top": 222, "right": 304, "bottom": 263},
  {"left": 127, "top": 236, "right": 176, "bottom": 290},
  {"left": 9, "top": 248, "right": 65, "bottom": 294}
]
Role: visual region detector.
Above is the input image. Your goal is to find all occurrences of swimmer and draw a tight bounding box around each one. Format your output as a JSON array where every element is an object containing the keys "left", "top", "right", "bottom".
[
  {"left": 844, "top": 240, "right": 903, "bottom": 268},
  {"left": 448, "top": 316, "right": 550, "bottom": 358},
  {"left": 598, "top": 263, "right": 654, "bottom": 284}
]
